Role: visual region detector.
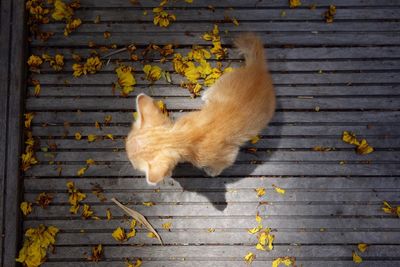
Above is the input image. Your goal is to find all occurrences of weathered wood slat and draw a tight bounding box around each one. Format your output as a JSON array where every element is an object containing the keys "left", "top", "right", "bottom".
[
  {"left": 26, "top": 203, "right": 391, "bottom": 217},
  {"left": 39, "top": 59, "right": 400, "bottom": 73},
  {"left": 27, "top": 85, "right": 400, "bottom": 97},
  {"left": 24, "top": 217, "right": 400, "bottom": 230},
  {"left": 37, "top": 60, "right": 400, "bottom": 73},
  {"left": 44, "top": 245, "right": 400, "bottom": 259},
  {"left": 24, "top": 190, "right": 400, "bottom": 204},
  {"left": 30, "top": 72, "right": 400, "bottom": 86},
  {"left": 31, "top": 111, "right": 400, "bottom": 123},
  {"left": 40, "top": 261, "right": 400, "bottom": 267},
  {"left": 23, "top": 177, "right": 400, "bottom": 191},
  {"left": 25, "top": 96, "right": 400, "bottom": 110},
  {"left": 31, "top": 125, "right": 400, "bottom": 137},
  {"left": 23, "top": 231, "right": 400, "bottom": 245},
  {"left": 78, "top": 0, "right": 400, "bottom": 8},
  {"left": 31, "top": 47, "right": 400, "bottom": 60},
  {"left": 40, "top": 21, "right": 400, "bottom": 33},
  {"left": 70, "top": 9, "right": 400, "bottom": 22},
  {"left": 34, "top": 151, "right": 400, "bottom": 163},
  {"left": 32, "top": 137, "right": 400, "bottom": 150},
  {"left": 32, "top": 32, "right": 400, "bottom": 46},
  {"left": 25, "top": 163, "right": 400, "bottom": 177}
]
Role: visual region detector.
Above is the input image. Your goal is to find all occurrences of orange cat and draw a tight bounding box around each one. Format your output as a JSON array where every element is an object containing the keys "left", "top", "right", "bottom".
[{"left": 126, "top": 33, "right": 276, "bottom": 185}]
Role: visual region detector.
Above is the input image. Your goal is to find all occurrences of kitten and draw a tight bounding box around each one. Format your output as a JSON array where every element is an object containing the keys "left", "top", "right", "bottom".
[{"left": 126, "top": 33, "right": 276, "bottom": 185}]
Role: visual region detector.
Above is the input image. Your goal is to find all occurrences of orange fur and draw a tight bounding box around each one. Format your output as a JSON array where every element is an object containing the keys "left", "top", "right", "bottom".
[{"left": 126, "top": 33, "right": 276, "bottom": 185}]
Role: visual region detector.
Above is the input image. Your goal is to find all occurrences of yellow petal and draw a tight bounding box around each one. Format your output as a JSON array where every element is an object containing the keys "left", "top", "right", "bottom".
[
  {"left": 352, "top": 251, "right": 362, "bottom": 264},
  {"left": 256, "top": 243, "right": 265, "bottom": 251},
  {"left": 244, "top": 252, "right": 255, "bottom": 264},
  {"left": 142, "top": 201, "right": 155, "bottom": 207},
  {"left": 162, "top": 222, "right": 172, "bottom": 231},
  {"left": 356, "top": 139, "right": 374, "bottom": 155},
  {"left": 272, "top": 184, "right": 285, "bottom": 195},
  {"left": 250, "top": 135, "right": 260, "bottom": 144},
  {"left": 112, "top": 227, "right": 126, "bottom": 241},
  {"left": 272, "top": 257, "right": 295, "bottom": 267},
  {"left": 358, "top": 243, "right": 368, "bottom": 253},
  {"left": 20, "top": 202, "right": 32, "bottom": 216},
  {"left": 88, "top": 134, "right": 97, "bottom": 142},
  {"left": 106, "top": 209, "right": 112, "bottom": 220},
  {"left": 75, "top": 132, "right": 82, "bottom": 140},
  {"left": 77, "top": 166, "right": 88, "bottom": 177},
  {"left": 342, "top": 131, "right": 360, "bottom": 146},
  {"left": 147, "top": 232, "right": 157, "bottom": 239},
  {"left": 86, "top": 159, "right": 96, "bottom": 165},
  {"left": 255, "top": 187, "right": 266, "bottom": 197},
  {"left": 106, "top": 134, "right": 114, "bottom": 140},
  {"left": 126, "top": 259, "right": 142, "bottom": 267},
  {"left": 289, "top": 0, "right": 301, "bottom": 8},
  {"left": 127, "top": 229, "right": 136, "bottom": 239}
]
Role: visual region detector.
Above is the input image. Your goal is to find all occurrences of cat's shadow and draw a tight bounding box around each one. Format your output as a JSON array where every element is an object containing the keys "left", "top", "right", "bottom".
[{"left": 170, "top": 106, "right": 282, "bottom": 211}]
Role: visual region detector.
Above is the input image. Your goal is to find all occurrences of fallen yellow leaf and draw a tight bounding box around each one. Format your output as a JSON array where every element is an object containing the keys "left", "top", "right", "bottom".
[
  {"left": 244, "top": 252, "right": 255, "bottom": 264},
  {"left": 352, "top": 251, "right": 362, "bottom": 264},
  {"left": 162, "top": 222, "right": 172, "bottom": 231},
  {"left": 142, "top": 201, "right": 155, "bottom": 207},
  {"left": 358, "top": 243, "right": 368, "bottom": 253},
  {"left": 272, "top": 257, "right": 295, "bottom": 267},
  {"left": 87, "top": 244, "right": 103, "bottom": 262},
  {"left": 16, "top": 225, "right": 59, "bottom": 267},
  {"left": 272, "top": 184, "right": 285, "bottom": 195},
  {"left": 255, "top": 187, "right": 266, "bottom": 197},
  {"left": 112, "top": 227, "right": 126, "bottom": 242},
  {"left": 20, "top": 202, "right": 32, "bottom": 216}
]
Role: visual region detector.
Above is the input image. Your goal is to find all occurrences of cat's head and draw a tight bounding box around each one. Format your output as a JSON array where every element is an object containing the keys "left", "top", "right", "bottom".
[{"left": 126, "top": 94, "right": 179, "bottom": 185}]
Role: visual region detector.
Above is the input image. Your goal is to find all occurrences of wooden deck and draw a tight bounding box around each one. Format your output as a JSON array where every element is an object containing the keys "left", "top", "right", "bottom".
[{"left": 2, "top": 0, "right": 400, "bottom": 266}]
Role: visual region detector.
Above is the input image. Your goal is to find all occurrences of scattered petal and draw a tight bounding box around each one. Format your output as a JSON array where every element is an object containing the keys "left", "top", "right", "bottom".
[
  {"left": 272, "top": 184, "right": 285, "bottom": 195},
  {"left": 87, "top": 244, "right": 103, "bottom": 262},
  {"left": 112, "top": 227, "right": 127, "bottom": 242},
  {"left": 255, "top": 187, "right": 266, "bottom": 197},
  {"left": 244, "top": 252, "right": 255, "bottom": 264},
  {"left": 162, "top": 222, "right": 172, "bottom": 231},
  {"left": 352, "top": 251, "right": 362, "bottom": 264},
  {"left": 358, "top": 243, "right": 368, "bottom": 253},
  {"left": 272, "top": 257, "right": 296, "bottom": 267},
  {"left": 36, "top": 192, "right": 53, "bottom": 209},
  {"left": 20, "top": 202, "right": 33, "bottom": 216}
]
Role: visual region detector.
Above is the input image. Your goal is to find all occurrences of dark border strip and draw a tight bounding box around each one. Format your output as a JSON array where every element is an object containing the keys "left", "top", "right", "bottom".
[{"left": 1, "top": 0, "right": 27, "bottom": 266}]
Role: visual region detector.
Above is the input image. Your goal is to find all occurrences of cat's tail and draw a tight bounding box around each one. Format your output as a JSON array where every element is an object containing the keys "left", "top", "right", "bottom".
[{"left": 234, "top": 33, "right": 266, "bottom": 67}]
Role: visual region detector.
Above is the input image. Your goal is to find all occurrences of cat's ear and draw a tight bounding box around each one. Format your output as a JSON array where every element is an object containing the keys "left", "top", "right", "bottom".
[
  {"left": 135, "top": 93, "right": 164, "bottom": 128},
  {"left": 146, "top": 162, "right": 170, "bottom": 185}
]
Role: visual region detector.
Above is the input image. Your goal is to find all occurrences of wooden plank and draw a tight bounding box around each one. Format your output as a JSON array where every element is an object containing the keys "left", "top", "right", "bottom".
[
  {"left": 24, "top": 189, "right": 400, "bottom": 204},
  {"left": 32, "top": 137, "right": 400, "bottom": 150},
  {"left": 78, "top": 0, "right": 400, "bottom": 8},
  {"left": 26, "top": 203, "right": 392, "bottom": 217},
  {"left": 70, "top": 9, "right": 400, "bottom": 22},
  {"left": 23, "top": 177, "right": 400, "bottom": 190},
  {"left": 34, "top": 151, "right": 400, "bottom": 163},
  {"left": 23, "top": 217, "right": 400, "bottom": 230},
  {"left": 37, "top": 59, "right": 400, "bottom": 73},
  {"left": 29, "top": 72, "right": 400, "bottom": 86},
  {"left": 40, "top": 261, "right": 400, "bottom": 267},
  {"left": 26, "top": 85, "right": 400, "bottom": 97},
  {"left": 30, "top": 111, "right": 400, "bottom": 123},
  {"left": 31, "top": 32, "right": 400, "bottom": 46},
  {"left": 31, "top": 47, "right": 400, "bottom": 60},
  {"left": 40, "top": 21, "right": 400, "bottom": 33},
  {"left": 19, "top": 231, "right": 400, "bottom": 245},
  {"left": 44, "top": 245, "right": 400, "bottom": 259},
  {"left": 25, "top": 96, "right": 400, "bottom": 111},
  {"left": 23, "top": 190, "right": 400, "bottom": 203},
  {"left": 24, "top": 162, "right": 400, "bottom": 177},
  {"left": 0, "top": 0, "right": 12, "bottom": 263},
  {"left": 31, "top": 125, "right": 400, "bottom": 137},
  {"left": 2, "top": 0, "right": 27, "bottom": 266}
]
